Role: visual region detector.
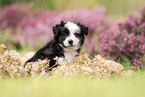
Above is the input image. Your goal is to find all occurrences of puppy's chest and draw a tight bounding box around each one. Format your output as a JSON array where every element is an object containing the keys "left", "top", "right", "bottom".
[{"left": 63, "top": 48, "right": 79, "bottom": 64}]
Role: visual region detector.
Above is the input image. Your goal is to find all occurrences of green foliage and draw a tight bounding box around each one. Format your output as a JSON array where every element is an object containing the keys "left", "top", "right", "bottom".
[
  {"left": 9, "top": 0, "right": 145, "bottom": 20},
  {"left": 0, "top": 0, "right": 12, "bottom": 7},
  {"left": 0, "top": 29, "right": 18, "bottom": 50},
  {"left": 117, "top": 57, "right": 133, "bottom": 71}
]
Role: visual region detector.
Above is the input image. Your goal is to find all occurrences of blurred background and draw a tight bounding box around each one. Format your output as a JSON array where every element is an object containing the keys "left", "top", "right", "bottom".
[
  {"left": 1, "top": 0, "right": 145, "bottom": 20},
  {"left": 0, "top": 0, "right": 145, "bottom": 69}
]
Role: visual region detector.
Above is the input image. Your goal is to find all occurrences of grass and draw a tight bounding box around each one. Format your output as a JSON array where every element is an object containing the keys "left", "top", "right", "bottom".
[{"left": 0, "top": 71, "right": 145, "bottom": 97}]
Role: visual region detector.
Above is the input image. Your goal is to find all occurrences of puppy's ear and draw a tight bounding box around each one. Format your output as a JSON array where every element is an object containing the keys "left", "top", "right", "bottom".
[
  {"left": 60, "top": 20, "right": 65, "bottom": 27},
  {"left": 77, "top": 22, "right": 88, "bottom": 36},
  {"left": 52, "top": 21, "right": 65, "bottom": 37},
  {"left": 53, "top": 25, "right": 60, "bottom": 37},
  {"left": 81, "top": 25, "right": 88, "bottom": 36}
]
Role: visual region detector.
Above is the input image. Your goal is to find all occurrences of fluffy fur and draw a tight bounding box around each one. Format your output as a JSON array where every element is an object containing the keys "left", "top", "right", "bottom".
[{"left": 24, "top": 21, "right": 88, "bottom": 70}]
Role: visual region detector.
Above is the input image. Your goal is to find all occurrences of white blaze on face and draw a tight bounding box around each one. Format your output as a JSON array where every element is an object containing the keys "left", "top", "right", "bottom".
[{"left": 63, "top": 22, "right": 80, "bottom": 47}]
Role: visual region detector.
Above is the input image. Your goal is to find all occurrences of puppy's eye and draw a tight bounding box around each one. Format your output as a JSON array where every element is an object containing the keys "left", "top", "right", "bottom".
[
  {"left": 62, "top": 32, "right": 68, "bottom": 36},
  {"left": 74, "top": 33, "right": 80, "bottom": 37}
]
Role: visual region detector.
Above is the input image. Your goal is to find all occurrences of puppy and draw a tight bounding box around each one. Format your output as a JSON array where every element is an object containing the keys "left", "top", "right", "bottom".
[{"left": 24, "top": 21, "right": 88, "bottom": 70}]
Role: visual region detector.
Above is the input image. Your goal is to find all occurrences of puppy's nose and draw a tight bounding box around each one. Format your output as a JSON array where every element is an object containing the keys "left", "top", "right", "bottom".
[{"left": 68, "top": 40, "right": 73, "bottom": 45}]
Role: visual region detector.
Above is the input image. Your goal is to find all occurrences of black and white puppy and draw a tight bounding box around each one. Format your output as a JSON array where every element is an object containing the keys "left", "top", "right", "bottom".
[{"left": 24, "top": 21, "right": 88, "bottom": 70}]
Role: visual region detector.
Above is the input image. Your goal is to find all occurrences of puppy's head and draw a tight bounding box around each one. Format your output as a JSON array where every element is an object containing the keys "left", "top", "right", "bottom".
[{"left": 53, "top": 21, "right": 88, "bottom": 48}]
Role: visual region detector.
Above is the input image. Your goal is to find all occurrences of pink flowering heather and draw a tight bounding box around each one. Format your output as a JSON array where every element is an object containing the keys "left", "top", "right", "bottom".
[
  {"left": 48, "top": 6, "right": 111, "bottom": 37},
  {"left": 0, "top": 5, "right": 55, "bottom": 48},
  {"left": 0, "top": 5, "right": 111, "bottom": 49},
  {"left": 0, "top": 5, "right": 28, "bottom": 33},
  {"left": 99, "top": 6, "right": 145, "bottom": 69}
]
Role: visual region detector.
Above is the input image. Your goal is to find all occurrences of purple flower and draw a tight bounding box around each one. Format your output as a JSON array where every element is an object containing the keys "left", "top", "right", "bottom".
[
  {"left": 98, "top": 6, "right": 145, "bottom": 69},
  {"left": 123, "top": 37, "right": 128, "bottom": 42},
  {"left": 114, "top": 55, "right": 119, "bottom": 60}
]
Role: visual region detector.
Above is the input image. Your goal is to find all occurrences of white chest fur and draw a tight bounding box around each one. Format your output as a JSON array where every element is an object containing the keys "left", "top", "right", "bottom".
[{"left": 63, "top": 47, "right": 79, "bottom": 64}]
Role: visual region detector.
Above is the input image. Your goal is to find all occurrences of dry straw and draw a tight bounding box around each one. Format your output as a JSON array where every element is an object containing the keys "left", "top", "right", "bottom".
[{"left": 0, "top": 44, "right": 124, "bottom": 79}]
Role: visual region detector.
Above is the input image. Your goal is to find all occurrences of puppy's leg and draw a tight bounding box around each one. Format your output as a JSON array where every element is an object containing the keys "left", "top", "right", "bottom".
[
  {"left": 23, "top": 57, "right": 35, "bottom": 68},
  {"left": 45, "top": 60, "right": 59, "bottom": 71},
  {"left": 24, "top": 52, "right": 46, "bottom": 68}
]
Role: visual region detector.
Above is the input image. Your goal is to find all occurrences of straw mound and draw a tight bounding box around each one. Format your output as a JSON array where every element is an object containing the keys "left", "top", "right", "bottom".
[
  {"left": 51, "top": 54, "right": 124, "bottom": 78},
  {"left": 0, "top": 44, "right": 124, "bottom": 78}
]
